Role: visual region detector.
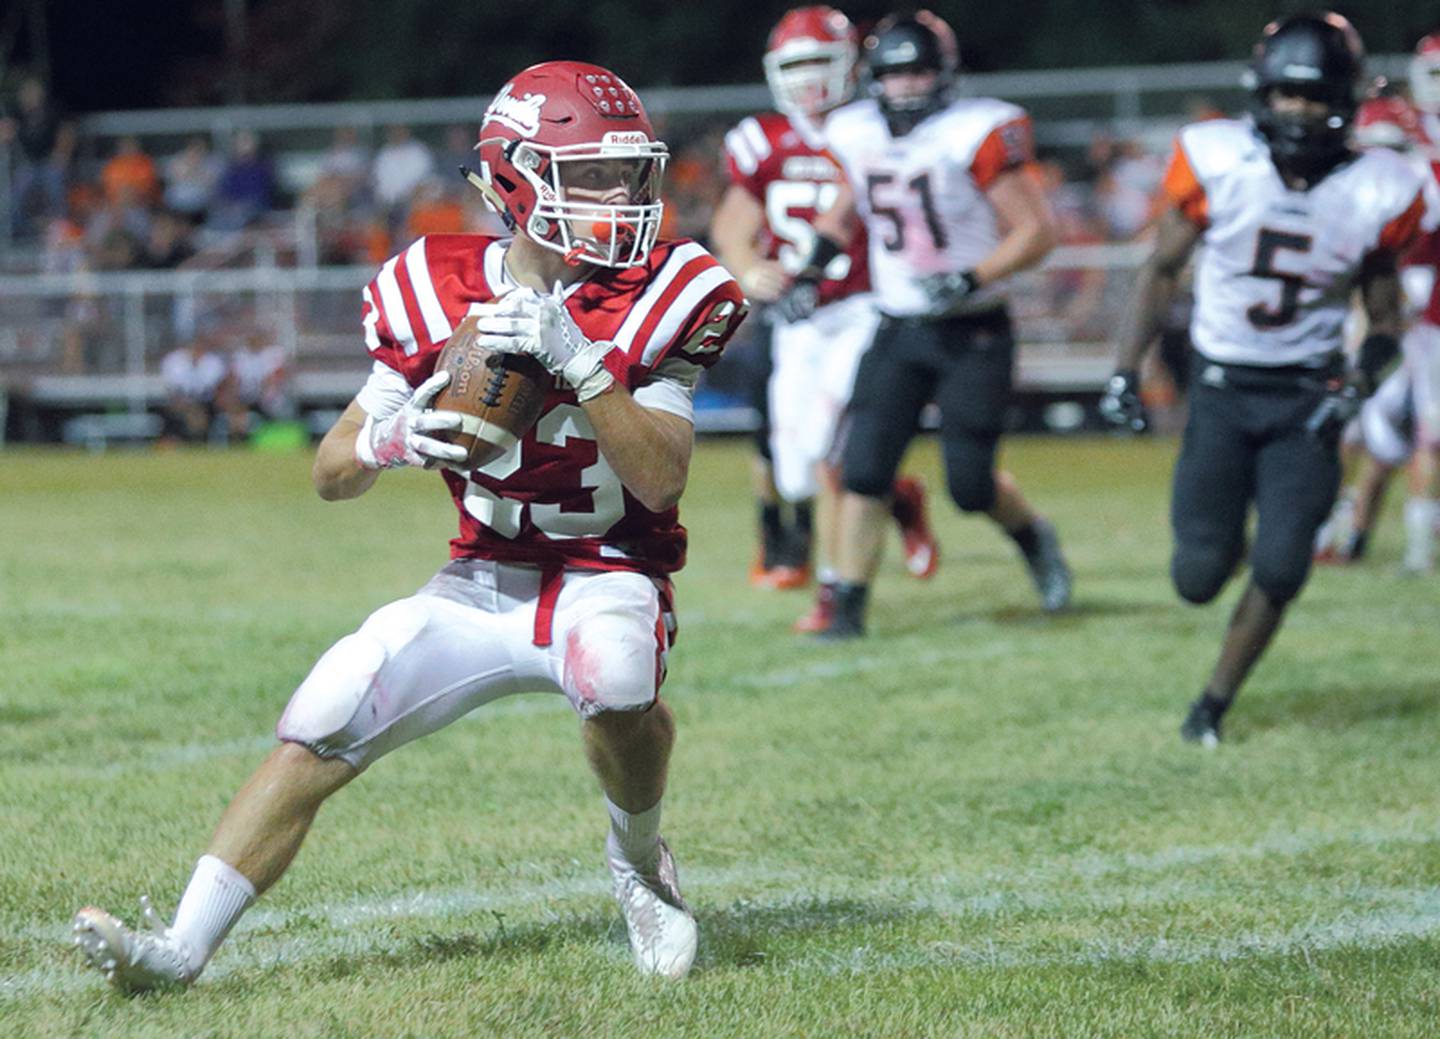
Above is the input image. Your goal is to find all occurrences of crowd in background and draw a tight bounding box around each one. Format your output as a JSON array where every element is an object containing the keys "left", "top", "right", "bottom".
[
  {"left": 1, "top": 72, "right": 1195, "bottom": 442},
  {"left": 3, "top": 73, "right": 1177, "bottom": 280}
]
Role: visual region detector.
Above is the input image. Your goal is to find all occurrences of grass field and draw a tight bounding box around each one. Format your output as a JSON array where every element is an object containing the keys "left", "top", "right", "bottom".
[{"left": 3, "top": 435, "right": 1438, "bottom": 1038}]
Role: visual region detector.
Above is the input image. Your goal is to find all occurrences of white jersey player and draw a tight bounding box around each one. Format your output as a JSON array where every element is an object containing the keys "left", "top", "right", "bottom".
[
  {"left": 1102, "top": 13, "right": 1426, "bottom": 744},
  {"left": 779, "top": 8, "right": 1073, "bottom": 638}
]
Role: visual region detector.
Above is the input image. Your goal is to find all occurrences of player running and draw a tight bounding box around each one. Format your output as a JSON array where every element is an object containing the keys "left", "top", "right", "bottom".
[
  {"left": 711, "top": 5, "right": 938, "bottom": 629},
  {"left": 1101, "top": 13, "right": 1426, "bottom": 744},
  {"left": 787, "top": 9, "right": 1073, "bottom": 638}
]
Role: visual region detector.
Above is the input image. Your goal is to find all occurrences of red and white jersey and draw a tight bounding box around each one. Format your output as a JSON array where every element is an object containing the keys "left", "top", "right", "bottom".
[
  {"left": 723, "top": 111, "right": 869, "bottom": 307},
  {"left": 1163, "top": 119, "right": 1427, "bottom": 367},
  {"left": 360, "top": 233, "right": 747, "bottom": 576},
  {"left": 1398, "top": 150, "right": 1440, "bottom": 327},
  {"left": 823, "top": 95, "right": 1034, "bottom": 317}
]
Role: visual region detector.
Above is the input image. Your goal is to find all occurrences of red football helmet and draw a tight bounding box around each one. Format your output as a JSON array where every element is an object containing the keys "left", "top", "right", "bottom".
[
  {"left": 1410, "top": 33, "right": 1440, "bottom": 114},
  {"left": 1355, "top": 87, "right": 1423, "bottom": 151},
  {"left": 763, "top": 7, "right": 859, "bottom": 122},
  {"left": 469, "top": 61, "right": 669, "bottom": 268}
]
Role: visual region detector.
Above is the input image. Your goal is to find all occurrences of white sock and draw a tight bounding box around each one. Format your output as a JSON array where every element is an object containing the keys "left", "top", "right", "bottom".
[
  {"left": 606, "top": 797, "right": 662, "bottom": 871},
  {"left": 1404, "top": 498, "right": 1437, "bottom": 569},
  {"left": 169, "top": 854, "right": 256, "bottom": 976}
]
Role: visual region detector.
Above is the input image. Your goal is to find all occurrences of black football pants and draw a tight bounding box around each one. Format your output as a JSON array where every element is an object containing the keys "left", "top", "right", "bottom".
[
  {"left": 841, "top": 310, "right": 1014, "bottom": 513},
  {"left": 1170, "top": 376, "right": 1341, "bottom": 606}
]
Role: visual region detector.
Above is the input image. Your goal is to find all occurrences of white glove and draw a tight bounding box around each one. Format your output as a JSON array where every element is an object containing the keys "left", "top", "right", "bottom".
[
  {"left": 472, "top": 286, "right": 617, "bottom": 402},
  {"left": 354, "top": 370, "right": 469, "bottom": 470}
]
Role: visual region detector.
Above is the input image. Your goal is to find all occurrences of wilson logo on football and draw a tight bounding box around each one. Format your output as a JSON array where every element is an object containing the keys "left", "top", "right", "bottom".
[{"left": 486, "top": 85, "right": 547, "bottom": 138}]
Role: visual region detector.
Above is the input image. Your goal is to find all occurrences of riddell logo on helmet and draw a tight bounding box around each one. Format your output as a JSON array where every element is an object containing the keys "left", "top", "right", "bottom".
[
  {"left": 602, "top": 131, "right": 650, "bottom": 145},
  {"left": 487, "top": 85, "right": 547, "bottom": 137}
]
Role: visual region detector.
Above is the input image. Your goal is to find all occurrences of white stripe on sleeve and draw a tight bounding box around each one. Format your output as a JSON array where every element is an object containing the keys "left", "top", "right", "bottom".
[
  {"left": 405, "top": 238, "right": 454, "bottom": 346},
  {"left": 639, "top": 266, "right": 734, "bottom": 367},
  {"left": 611, "top": 241, "right": 710, "bottom": 356},
  {"left": 724, "top": 127, "right": 758, "bottom": 176},
  {"left": 375, "top": 255, "right": 417, "bottom": 356}
]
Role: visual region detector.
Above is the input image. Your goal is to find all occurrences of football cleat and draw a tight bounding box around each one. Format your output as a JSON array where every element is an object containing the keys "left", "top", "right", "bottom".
[
  {"left": 1179, "top": 697, "right": 1224, "bottom": 748},
  {"left": 891, "top": 477, "right": 940, "bottom": 579},
  {"left": 793, "top": 582, "right": 836, "bottom": 633},
  {"left": 72, "top": 897, "right": 196, "bottom": 993},
  {"left": 1019, "top": 518, "right": 1072, "bottom": 612},
  {"left": 749, "top": 558, "right": 810, "bottom": 590},
  {"left": 608, "top": 835, "right": 697, "bottom": 979}
]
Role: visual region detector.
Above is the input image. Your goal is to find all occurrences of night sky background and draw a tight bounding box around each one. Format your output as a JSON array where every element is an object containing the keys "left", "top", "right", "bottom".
[{"left": 11, "top": 0, "right": 1440, "bottom": 114}]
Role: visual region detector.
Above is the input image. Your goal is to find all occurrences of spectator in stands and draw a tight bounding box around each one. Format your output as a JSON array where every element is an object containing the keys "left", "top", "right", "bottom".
[
  {"left": 100, "top": 136, "right": 160, "bottom": 208},
  {"left": 318, "top": 125, "right": 370, "bottom": 207},
  {"left": 163, "top": 136, "right": 221, "bottom": 225},
  {"left": 138, "top": 210, "right": 197, "bottom": 269},
  {"left": 371, "top": 124, "right": 434, "bottom": 226},
  {"left": 160, "top": 321, "right": 235, "bottom": 445},
  {"left": 210, "top": 130, "right": 276, "bottom": 231},
  {"left": 1, "top": 75, "right": 75, "bottom": 238},
  {"left": 403, "top": 177, "right": 466, "bottom": 241},
  {"left": 437, "top": 124, "right": 475, "bottom": 184},
  {"left": 228, "top": 325, "right": 294, "bottom": 437}
]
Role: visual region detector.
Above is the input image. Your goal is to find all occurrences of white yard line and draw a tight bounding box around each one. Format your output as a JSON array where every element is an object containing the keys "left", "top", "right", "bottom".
[{"left": 8, "top": 838, "right": 1440, "bottom": 999}]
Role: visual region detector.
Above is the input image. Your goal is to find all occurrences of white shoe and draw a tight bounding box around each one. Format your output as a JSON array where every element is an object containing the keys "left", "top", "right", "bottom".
[
  {"left": 607, "top": 835, "right": 697, "bottom": 979},
  {"left": 72, "top": 897, "right": 196, "bottom": 993}
]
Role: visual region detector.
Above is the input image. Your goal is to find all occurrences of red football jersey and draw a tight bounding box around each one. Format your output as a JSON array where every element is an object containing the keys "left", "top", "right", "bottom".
[
  {"left": 362, "top": 234, "right": 747, "bottom": 576},
  {"left": 723, "top": 111, "right": 869, "bottom": 307}
]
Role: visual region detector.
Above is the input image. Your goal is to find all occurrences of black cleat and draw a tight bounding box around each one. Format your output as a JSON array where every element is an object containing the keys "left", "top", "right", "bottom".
[
  {"left": 1180, "top": 696, "right": 1225, "bottom": 748},
  {"left": 1020, "top": 518, "right": 1072, "bottom": 613},
  {"left": 811, "top": 581, "right": 868, "bottom": 641},
  {"left": 814, "top": 612, "right": 865, "bottom": 641}
]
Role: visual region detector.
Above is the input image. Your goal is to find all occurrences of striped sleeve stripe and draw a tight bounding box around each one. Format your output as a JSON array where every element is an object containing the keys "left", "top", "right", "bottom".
[
  {"left": 724, "top": 127, "right": 758, "bottom": 176},
  {"left": 375, "top": 254, "right": 417, "bottom": 355},
  {"left": 739, "top": 117, "right": 771, "bottom": 162},
  {"left": 638, "top": 265, "right": 734, "bottom": 367},
  {"left": 612, "top": 242, "right": 711, "bottom": 357},
  {"left": 405, "top": 238, "right": 453, "bottom": 346},
  {"left": 361, "top": 286, "right": 382, "bottom": 351}
]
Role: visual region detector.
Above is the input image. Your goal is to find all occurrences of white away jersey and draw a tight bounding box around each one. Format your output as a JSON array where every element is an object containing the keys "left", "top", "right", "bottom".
[
  {"left": 824, "top": 95, "right": 1033, "bottom": 317},
  {"left": 1163, "top": 119, "right": 1426, "bottom": 367}
]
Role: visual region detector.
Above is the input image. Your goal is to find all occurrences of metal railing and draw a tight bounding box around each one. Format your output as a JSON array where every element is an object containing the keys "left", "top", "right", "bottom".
[{"left": 0, "top": 243, "right": 1147, "bottom": 427}]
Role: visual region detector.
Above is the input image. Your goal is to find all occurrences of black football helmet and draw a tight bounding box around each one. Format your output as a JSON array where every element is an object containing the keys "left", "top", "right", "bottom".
[
  {"left": 864, "top": 10, "right": 959, "bottom": 136},
  {"left": 1248, "top": 11, "right": 1365, "bottom": 184}
]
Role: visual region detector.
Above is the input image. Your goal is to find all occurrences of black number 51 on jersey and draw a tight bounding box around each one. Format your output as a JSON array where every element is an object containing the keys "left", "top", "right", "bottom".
[{"left": 1246, "top": 228, "right": 1313, "bottom": 329}]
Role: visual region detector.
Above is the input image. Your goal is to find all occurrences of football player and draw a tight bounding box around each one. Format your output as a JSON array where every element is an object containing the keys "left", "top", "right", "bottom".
[
  {"left": 711, "top": 5, "right": 939, "bottom": 633},
  {"left": 71, "top": 61, "right": 747, "bottom": 990},
  {"left": 1315, "top": 86, "right": 1440, "bottom": 567},
  {"left": 787, "top": 9, "right": 1073, "bottom": 638},
  {"left": 1101, "top": 13, "right": 1427, "bottom": 744}
]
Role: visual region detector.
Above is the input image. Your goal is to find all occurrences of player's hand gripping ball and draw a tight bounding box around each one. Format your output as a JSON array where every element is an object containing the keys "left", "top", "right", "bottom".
[{"left": 431, "top": 314, "right": 550, "bottom": 468}]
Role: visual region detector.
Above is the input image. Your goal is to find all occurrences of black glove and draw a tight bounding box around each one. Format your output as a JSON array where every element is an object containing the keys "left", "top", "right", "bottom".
[
  {"left": 1098, "top": 368, "right": 1150, "bottom": 433},
  {"left": 1304, "top": 377, "right": 1363, "bottom": 442},
  {"left": 918, "top": 269, "right": 980, "bottom": 312},
  {"left": 771, "top": 279, "right": 820, "bottom": 324}
]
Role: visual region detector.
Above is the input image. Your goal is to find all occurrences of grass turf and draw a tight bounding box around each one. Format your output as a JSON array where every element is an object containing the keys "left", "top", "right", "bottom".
[{"left": 2, "top": 435, "right": 1438, "bottom": 1038}]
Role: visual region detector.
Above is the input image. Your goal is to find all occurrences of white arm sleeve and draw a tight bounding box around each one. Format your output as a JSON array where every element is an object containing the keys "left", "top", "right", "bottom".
[
  {"left": 354, "top": 361, "right": 412, "bottom": 419},
  {"left": 632, "top": 357, "right": 700, "bottom": 423}
]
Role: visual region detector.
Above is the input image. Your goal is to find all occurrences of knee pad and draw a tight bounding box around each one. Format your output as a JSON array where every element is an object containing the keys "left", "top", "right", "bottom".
[
  {"left": 946, "top": 467, "right": 996, "bottom": 513},
  {"left": 1171, "top": 544, "right": 1238, "bottom": 604},
  {"left": 563, "top": 612, "right": 660, "bottom": 720},
  {"left": 843, "top": 460, "right": 895, "bottom": 499},
  {"left": 942, "top": 433, "right": 999, "bottom": 513},
  {"left": 1250, "top": 558, "right": 1307, "bottom": 606},
  {"left": 276, "top": 628, "right": 389, "bottom": 749},
  {"left": 275, "top": 601, "right": 422, "bottom": 749}
]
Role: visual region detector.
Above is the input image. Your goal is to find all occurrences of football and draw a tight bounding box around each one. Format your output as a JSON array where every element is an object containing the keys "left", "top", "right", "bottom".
[{"left": 431, "top": 315, "right": 550, "bottom": 469}]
